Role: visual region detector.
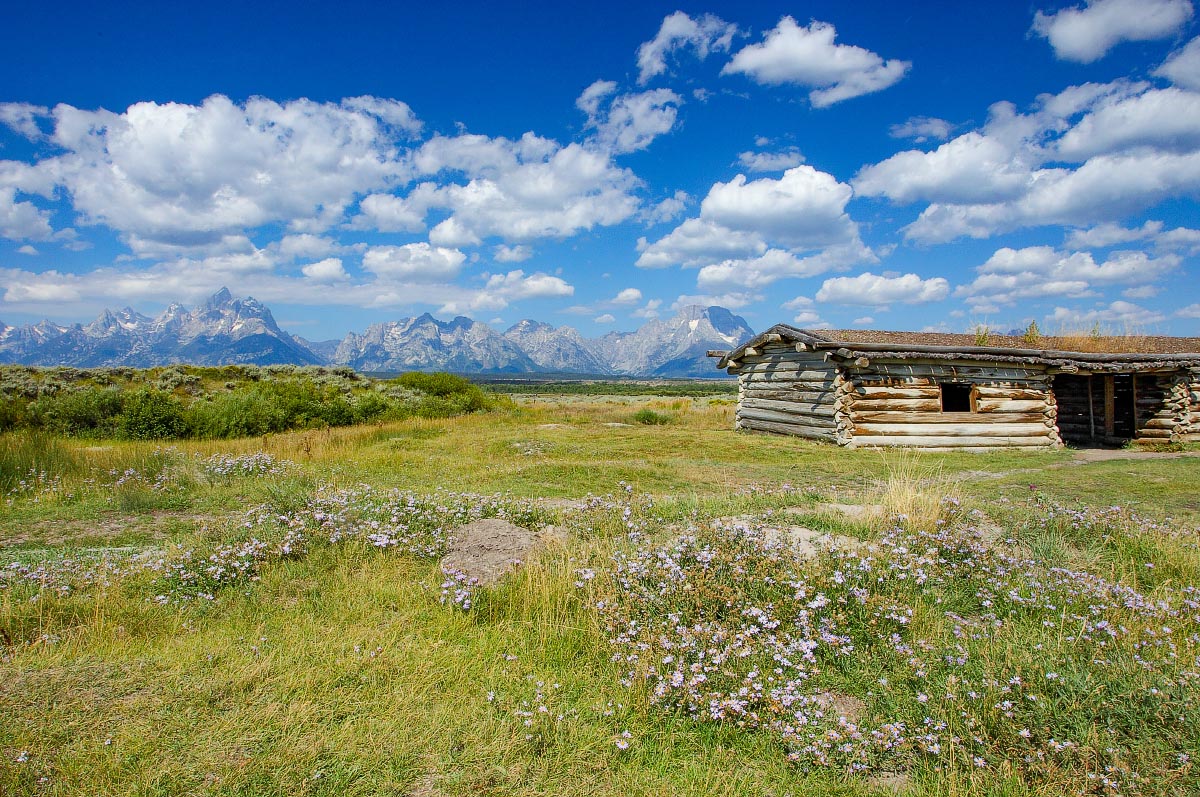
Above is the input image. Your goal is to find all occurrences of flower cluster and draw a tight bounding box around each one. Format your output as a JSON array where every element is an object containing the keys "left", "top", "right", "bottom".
[
  {"left": 200, "top": 452, "right": 295, "bottom": 478},
  {"left": 4, "top": 469, "right": 66, "bottom": 504},
  {"left": 146, "top": 486, "right": 546, "bottom": 602},
  {"left": 153, "top": 537, "right": 269, "bottom": 602},
  {"left": 440, "top": 564, "right": 479, "bottom": 611},
  {"left": 592, "top": 500, "right": 1199, "bottom": 790}
]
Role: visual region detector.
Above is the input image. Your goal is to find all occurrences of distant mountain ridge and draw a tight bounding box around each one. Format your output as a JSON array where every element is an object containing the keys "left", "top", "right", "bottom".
[{"left": 0, "top": 288, "right": 751, "bottom": 377}]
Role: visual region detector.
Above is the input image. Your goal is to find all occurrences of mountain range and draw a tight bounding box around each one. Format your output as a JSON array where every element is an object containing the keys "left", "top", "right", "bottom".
[{"left": 0, "top": 288, "right": 752, "bottom": 378}]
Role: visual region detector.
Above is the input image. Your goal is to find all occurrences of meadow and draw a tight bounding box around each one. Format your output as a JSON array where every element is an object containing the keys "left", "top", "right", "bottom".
[{"left": 2, "top": 386, "right": 1198, "bottom": 796}]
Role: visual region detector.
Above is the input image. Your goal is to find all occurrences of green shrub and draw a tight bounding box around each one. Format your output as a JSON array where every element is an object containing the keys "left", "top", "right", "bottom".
[
  {"left": 119, "top": 389, "right": 186, "bottom": 439},
  {"left": 28, "top": 387, "right": 125, "bottom": 436},
  {"left": 395, "top": 371, "right": 493, "bottom": 414},
  {"left": 184, "top": 390, "right": 287, "bottom": 439},
  {"left": 0, "top": 397, "right": 28, "bottom": 432},
  {"left": 632, "top": 409, "right": 672, "bottom": 425},
  {"left": 394, "top": 371, "right": 474, "bottom": 397}
]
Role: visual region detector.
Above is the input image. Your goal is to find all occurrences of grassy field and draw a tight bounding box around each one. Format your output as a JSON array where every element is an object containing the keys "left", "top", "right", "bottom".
[{"left": 2, "top": 395, "right": 1198, "bottom": 796}]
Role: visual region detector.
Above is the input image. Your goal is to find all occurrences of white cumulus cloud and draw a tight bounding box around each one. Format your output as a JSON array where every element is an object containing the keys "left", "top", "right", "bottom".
[
  {"left": 816, "top": 272, "right": 950, "bottom": 306},
  {"left": 636, "top": 11, "right": 738, "bottom": 84},
  {"left": 362, "top": 243, "right": 467, "bottom": 282},
  {"left": 1032, "top": 0, "right": 1193, "bottom": 63},
  {"left": 0, "top": 103, "right": 49, "bottom": 140},
  {"left": 301, "top": 257, "right": 349, "bottom": 282},
  {"left": 494, "top": 244, "right": 533, "bottom": 263},
  {"left": 889, "top": 116, "right": 955, "bottom": 142},
  {"left": 41, "top": 95, "right": 420, "bottom": 244},
  {"left": 722, "top": 17, "right": 910, "bottom": 107},
  {"left": 736, "top": 147, "right": 805, "bottom": 172},
  {"left": 1156, "top": 36, "right": 1200, "bottom": 90},
  {"left": 1048, "top": 300, "right": 1166, "bottom": 327},
  {"left": 956, "top": 245, "right": 1178, "bottom": 307},
  {"left": 583, "top": 88, "right": 683, "bottom": 154}
]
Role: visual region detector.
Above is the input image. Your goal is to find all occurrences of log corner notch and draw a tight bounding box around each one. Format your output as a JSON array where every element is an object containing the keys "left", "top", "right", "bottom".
[{"left": 711, "top": 323, "right": 1200, "bottom": 450}]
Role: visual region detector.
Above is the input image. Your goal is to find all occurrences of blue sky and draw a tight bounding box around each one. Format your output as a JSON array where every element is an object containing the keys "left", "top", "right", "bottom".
[{"left": 2, "top": 0, "right": 1200, "bottom": 340}]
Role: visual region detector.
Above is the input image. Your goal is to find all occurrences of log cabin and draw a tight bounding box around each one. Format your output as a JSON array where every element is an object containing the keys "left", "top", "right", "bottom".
[{"left": 709, "top": 326, "right": 1200, "bottom": 450}]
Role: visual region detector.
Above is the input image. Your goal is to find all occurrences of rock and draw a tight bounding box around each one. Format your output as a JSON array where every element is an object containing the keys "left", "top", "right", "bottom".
[
  {"left": 865, "top": 770, "right": 912, "bottom": 795},
  {"left": 441, "top": 519, "right": 539, "bottom": 587},
  {"left": 818, "top": 503, "right": 885, "bottom": 519},
  {"left": 811, "top": 690, "right": 866, "bottom": 723},
  {"left": 712, "top": 515, "right": 845, "bottom": 557}
]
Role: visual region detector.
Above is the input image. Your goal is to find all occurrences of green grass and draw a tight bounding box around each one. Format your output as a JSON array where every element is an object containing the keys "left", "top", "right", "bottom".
[{"left": 2, "top": 394, "right": 1198, "bottom": 795}]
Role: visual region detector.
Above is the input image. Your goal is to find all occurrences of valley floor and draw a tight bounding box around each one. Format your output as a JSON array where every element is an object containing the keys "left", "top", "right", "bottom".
[{"left": 2, "top": 396, "right": 1198, "bottom": 796}]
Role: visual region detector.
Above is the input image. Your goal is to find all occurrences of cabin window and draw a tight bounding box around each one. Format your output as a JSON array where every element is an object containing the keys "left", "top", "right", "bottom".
[{"left": 940, "top": 382, "right": 974, "bottom": 413}]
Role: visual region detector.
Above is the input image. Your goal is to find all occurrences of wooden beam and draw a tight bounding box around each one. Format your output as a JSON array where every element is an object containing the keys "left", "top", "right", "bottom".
[
  {"left": 854, "top": 435, "right": 1054, "bottom": 448},
  {"left": 1087, "top": 376, "right": 1096, "bottom": 441},
  {"left": 1104, "top": 375, "right": 1115, "bottom": 438},
  {"left": 854, "top": 423, "right": 1052, "bottom": 437},
  {"left": 853, "top": 410, "right": 1050, "bottom": 425}
]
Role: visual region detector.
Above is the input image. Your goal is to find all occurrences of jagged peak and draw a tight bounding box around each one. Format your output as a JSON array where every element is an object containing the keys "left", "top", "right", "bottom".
[
  {"left": 506, "top": 319, "right": 554, "bottom": 335},
  {"left": 203, "top": 287, "right": 234, "bottom": 309}
]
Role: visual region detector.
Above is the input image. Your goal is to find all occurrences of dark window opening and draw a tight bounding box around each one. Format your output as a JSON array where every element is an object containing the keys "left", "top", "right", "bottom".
[{"left": 940, "top": 382, "right": 973, "bottom": 413}]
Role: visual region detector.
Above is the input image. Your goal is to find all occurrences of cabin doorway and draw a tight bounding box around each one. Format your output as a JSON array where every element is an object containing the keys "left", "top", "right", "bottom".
[{"left": 1052, "top": 374, "right": 1138, "bottom": 446}]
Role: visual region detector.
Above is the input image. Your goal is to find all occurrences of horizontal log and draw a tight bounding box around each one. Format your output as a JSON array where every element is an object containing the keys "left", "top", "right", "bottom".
[
  {"left": 976, "top": 399, "right": 1049, "bottom": 413},
  {"left": 974, "top": 386, "right": 1050, "bottom": 400},
  {"left": 740, "top": 418, "right": 838, "bottom": 441},
  {"left": 742, "top": 393, "right": 837, "bottom": 407},
  {"left": 741, "top": 387, "right": 836, "bottom": 403},
  {"left": 849, "top": 398, "right": 944, "bottom": 413},
  {"left": 737, "top": 407, "right": 836, "bottom": 429},
  {"left": 740, "top": 371, "right": 838, "bottom": 384},
  {"left": 855, "top": 423, "right": 1053, "bottom": 437},
  {"left": 852, "top": 435, "right": 1055, "bottom": 448},
  {"left": 1141, "top": 418, "right": 1184, "bottom": 430},
  {"left": 1133, "top": 429, "right": 1175, "bottom": 439},
  {"left": 740, "top": 397, "right": 837, "bottom": 417},
  {"left": 736, "top": 359, "right": 833, "bottom": 372},
  {"left": 852, "top": 410, "right": 1052, "bottom": 425},
  {"left": 854, "top": 363, "right": 1046, "bottom": 380},
  {"left": 852, "top": 386, "right": 940, "bottom": 399}
]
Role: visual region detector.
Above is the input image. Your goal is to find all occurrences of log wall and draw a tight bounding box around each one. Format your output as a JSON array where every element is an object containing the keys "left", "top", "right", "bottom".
[
  {"left": 727, "top": 343, "right": 1196, "bottom": 448},
  {"left": 733, "top": 345, "right": 846, "bottom": 443},
  {"left": 1190, "top": 375, "right": 1200, "bottom": 442},
  {"left": 842, "top": 360, "right": 1060, "bottom": 450},
  {"left": 1132, "top": 374, "right": 1189, "bottom": 444},
  {"left": 1056, "top": 373, "right": 1191, "bottom": 445},
  {"left": 1053, "top": 375, "right": 1098, "bottom": 444}
]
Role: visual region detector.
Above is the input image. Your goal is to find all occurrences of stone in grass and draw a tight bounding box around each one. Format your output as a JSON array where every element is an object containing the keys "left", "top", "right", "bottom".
[
  {"left": 865, "top": 770, "right": 913, "bottom": 795},
  {"left": 711, "top": 515, "right": 851, "bottom": 558},
  {"left": 816, "top": 503, "right": 885, "bottom": 519},
  {"left": 441, "top": 519, "right": 539, "bottom": 587}
]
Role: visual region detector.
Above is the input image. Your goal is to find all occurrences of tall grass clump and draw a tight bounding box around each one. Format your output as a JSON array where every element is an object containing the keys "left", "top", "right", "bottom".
[
  {"left": 0, "top": 431, "right": 85, "bottom": 493},
  {"left": 631, "top": 408, "right": 672, "bottom": 425},
  {"left": 859, "top": 452, "right": 960, "bottom": 531}
]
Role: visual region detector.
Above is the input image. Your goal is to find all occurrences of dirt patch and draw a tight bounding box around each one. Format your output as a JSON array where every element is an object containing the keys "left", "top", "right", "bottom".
[
  {"left": 441, "top": 519, "right": 540, "bottom": 587},
  {"left": 812, "top": 690, "right": 866, "bottom": 723},
  {"left": 865, "top": 770, "right": 913, "bottom": 794},
  {"left": 2, "top": 511, "right": 224, "bottom": 548},
  {"left": 817, "top": 503, "right": 885, "bottom": 520},
  {"left": 1066, "top": 448, "right": 1199, "bottom": 464},
  {"left": 712, "top": 515, "right": 852, "bottom": 557}
]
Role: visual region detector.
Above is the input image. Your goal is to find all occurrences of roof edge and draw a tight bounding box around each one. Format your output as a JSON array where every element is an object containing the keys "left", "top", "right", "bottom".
[{"left": 712, "top": 325, "right": 1200, "bottom": 371}]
